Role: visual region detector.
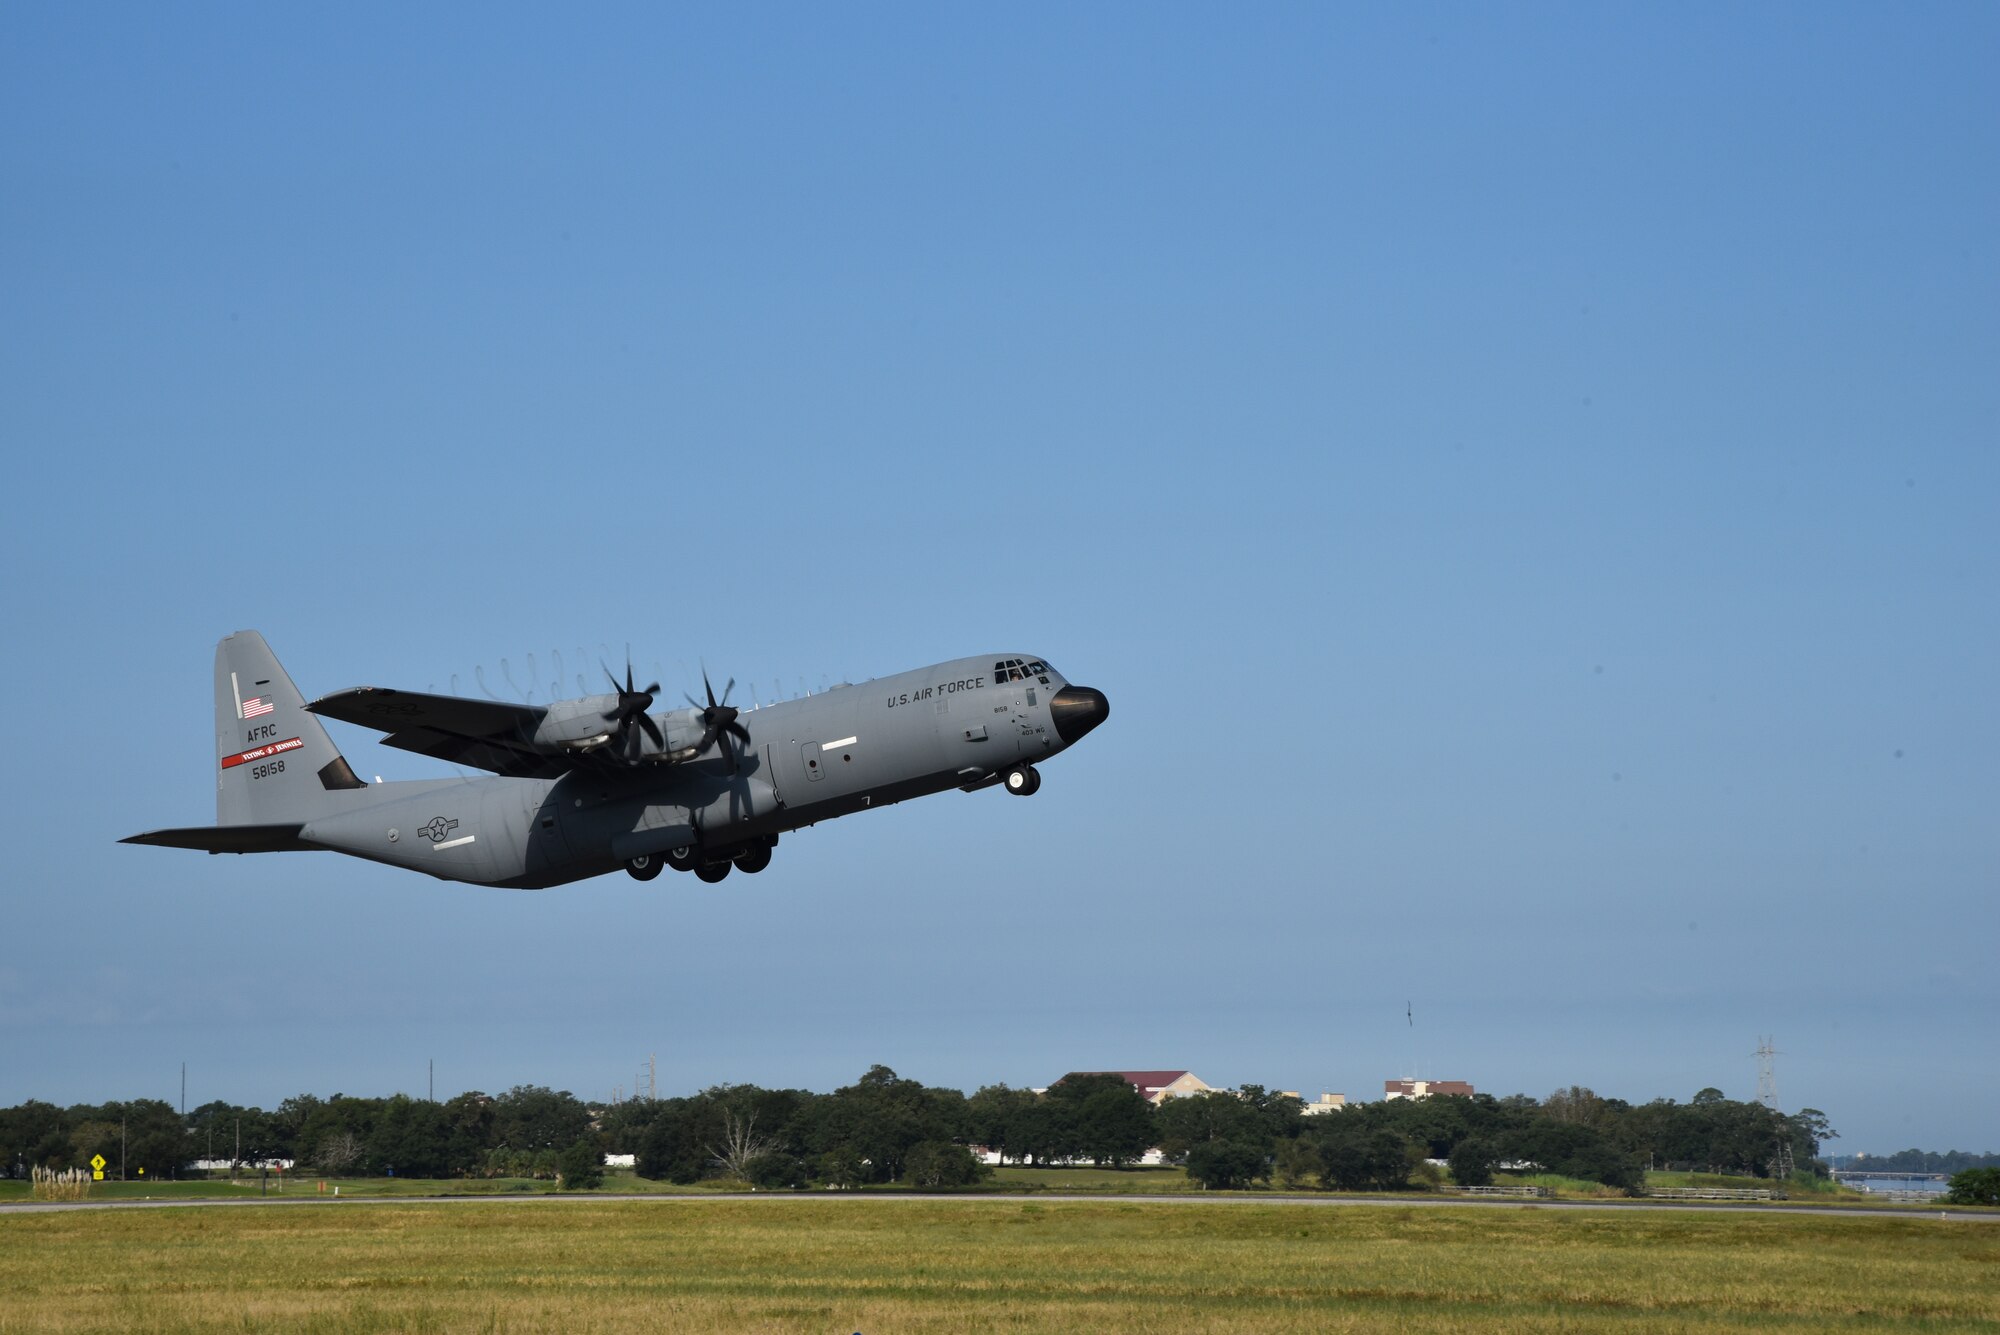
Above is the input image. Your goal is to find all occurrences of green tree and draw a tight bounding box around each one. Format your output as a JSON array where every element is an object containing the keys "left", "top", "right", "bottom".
[
  {"left": 1273, "top": 1137, "right": 1319, "bottom": 1189},
  {"left": 491, "top": 1086, "right": 591, "bottom": 1155},
  {"left": 1313, "top": 1120, "right": 1415, "bottom": 1191},
  {"left": 440, "top": 1091, "right": 497, "bottom": 1175},
  {"left": 1787, "top": 1108, "right": 1837, "bottom": 1172},
  {"left": 1501, "top": 1119, "right": 1642, "bottom": 1192},
  {"left": 0, "top": 1100, "right": 69, "bottom": 1175},
  {"left": 904, "top": 1140, "right": 989, "bottom": 1188},
  {"left": 66, "top": 1100, "right": 189, "bottom": 1179},
  {"left": 1448, "top": 1135, "right": 1500, "bottom": 1187},
  {"left": 798, "top": 1066, "right": 965, "bottom": 1184},
  {"left": 1153, "top": 1091, "right": 1267, "bottom": 1161},
  {"left": 1003, "top": 1095, "right": 1069, "bottom": 1165},
  {"left": 1046, "top": 1074, "right": 1154, "bottom": 1167},
  {"left": 1186, "top": 1140, "right": 1268, "bottom": 1190},
  {"left": 966, "top": 1085, "right": 1039, "bottom": 1163},
  {"left": 746, "top": 1152, "right": 808, "bottom": 1189},
  {"left": 1235, "top": 1085, "right": 1307, "bottom": 1143},
  {"left": 1945, "top": 1167, "right": 2000, "bottom": 1207},
  {"left": 291, "top": 1094, "right": 383, "bottom": 1173},
  {"left": 368, "top": 1095, "right": 453, "bottom": 1178},
  {"left": 557, "top": 1140, "right": 604, "bottom": 1190},
  {"left": 635, "top": 1098, "right": 719, "bottom": 1184},
  {"left": 597, "top": 1098, "right": 667, "bottom": 1156},
  {"left": 816, "top": 1146, "right": 864, "bottom": 1189}
]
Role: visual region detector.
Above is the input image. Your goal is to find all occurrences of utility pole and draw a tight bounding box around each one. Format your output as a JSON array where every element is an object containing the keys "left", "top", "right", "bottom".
[
  {"left": 181, "top": 1062, "right": 186, "bottom": 1117},
  {"left": 429, "top": 1058, "right": 434, "bottom": 1103}
]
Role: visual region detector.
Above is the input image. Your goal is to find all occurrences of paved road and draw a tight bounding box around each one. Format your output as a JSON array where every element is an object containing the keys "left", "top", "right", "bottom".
[{"left": 3, "top": 1191, "right": 1992, "bottom": 1222}]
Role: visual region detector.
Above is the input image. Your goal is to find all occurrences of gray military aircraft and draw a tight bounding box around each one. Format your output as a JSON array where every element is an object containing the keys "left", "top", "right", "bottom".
[{"left": 123, "top": 632, "right": 1109, "bottom": 888}]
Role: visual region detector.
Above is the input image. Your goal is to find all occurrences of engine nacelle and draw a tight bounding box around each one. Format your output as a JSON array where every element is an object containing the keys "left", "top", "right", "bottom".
[
  {"left": 532, "top": 696, "right": 621, "bottom": 751},
  {"left": 532, "top": 699, "right": 711, "bottom": 762}
]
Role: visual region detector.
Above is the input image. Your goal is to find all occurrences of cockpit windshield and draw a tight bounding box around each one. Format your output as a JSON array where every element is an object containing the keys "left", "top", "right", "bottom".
[{"left": 994, "top": 658, "right": 1053, "bottom": 685}]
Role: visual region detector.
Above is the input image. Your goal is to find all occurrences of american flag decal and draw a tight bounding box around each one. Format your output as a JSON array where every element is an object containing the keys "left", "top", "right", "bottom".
[{"left": 241, "top": 697, "right": 275, "bottom": 719}]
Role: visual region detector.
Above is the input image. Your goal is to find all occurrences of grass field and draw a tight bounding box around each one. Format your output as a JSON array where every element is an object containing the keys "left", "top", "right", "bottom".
[
  {"left": 0, "top": 1164, "right": 1893, "bottom": 1205},
  {"left": 2, "top": 1198, "right": 1993, "bottom": 1333}
]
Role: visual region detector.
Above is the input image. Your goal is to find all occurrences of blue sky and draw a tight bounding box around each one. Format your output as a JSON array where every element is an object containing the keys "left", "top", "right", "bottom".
[{"left": 3, "top": 4, "right": 1994, "bottom": 1154}]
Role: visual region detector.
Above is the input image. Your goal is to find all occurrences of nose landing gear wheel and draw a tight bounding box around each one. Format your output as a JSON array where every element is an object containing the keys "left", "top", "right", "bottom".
[
  {"left": 695, "top": 862, "right": 732, "bottom": 884},
  {"left": 1004, "top": 764, "right": 1041, "bottom": 796},
  {"left": 626, "top": 854, "right": 664, "bottom": 881}
]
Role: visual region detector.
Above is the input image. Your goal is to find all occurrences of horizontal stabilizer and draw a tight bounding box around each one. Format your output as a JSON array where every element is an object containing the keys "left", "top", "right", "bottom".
[{"left": 121, "top": 824, "right": 312, "bottom": 855}]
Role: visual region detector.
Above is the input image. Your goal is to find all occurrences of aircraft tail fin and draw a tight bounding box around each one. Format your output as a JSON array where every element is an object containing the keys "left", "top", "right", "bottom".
[{"left": 214, "top": 630, "right": 367, "bottom": 826}]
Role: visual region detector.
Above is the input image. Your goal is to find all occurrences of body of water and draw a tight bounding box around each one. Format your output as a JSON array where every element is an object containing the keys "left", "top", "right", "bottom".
[{"left": 1836, "top": 1174, "right": 1951, "bottom": 1194}]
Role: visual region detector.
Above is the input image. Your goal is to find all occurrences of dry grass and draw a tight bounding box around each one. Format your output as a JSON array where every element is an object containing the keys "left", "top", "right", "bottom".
[
  {"left": 26, "top": 1166, "right": 91, "bottom": 1202},
  {"left": 1, "top": 1198, "right": 1993, "bottom": 1333}
]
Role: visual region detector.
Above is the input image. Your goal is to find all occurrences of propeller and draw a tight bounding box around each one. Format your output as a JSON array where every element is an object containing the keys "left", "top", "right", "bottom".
[
  {"left": 601, "top": 661, "right": 664, "bottom": 762},
  {"left": 686, "top": 669, "right": 752, "bottom": 774}
]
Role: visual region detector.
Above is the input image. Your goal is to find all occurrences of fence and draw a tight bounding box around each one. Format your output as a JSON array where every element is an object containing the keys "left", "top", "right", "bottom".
[
  {"left": 1865, "top": 1189, "right": 1947, "bottom": 1203},
  {"left": 1646, "top": 1186, "right": 1774, "bottom": 1200},
  {"left": 1440, "top": 1184, "right": 1551, "bottom": 1198}
]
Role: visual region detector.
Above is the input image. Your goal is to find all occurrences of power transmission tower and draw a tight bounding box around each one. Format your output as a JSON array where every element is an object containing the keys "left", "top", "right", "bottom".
[
  {"left": 633, "top": 1053, "right": 657, "bottom": 1102},
  {"left": 1753, "top": 1036, "right": 1795, "bottom": 1179}
]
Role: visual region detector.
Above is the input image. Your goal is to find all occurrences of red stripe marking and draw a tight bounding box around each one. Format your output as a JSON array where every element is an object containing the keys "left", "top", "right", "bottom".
[{"left": 221, "top": 737, "right": 304, "bottom": 769}]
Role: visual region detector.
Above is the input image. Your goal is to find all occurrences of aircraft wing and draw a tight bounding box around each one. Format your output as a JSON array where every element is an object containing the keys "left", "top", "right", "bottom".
[{"left": 305, "top": 687, "right": 572, "bottom": 780}]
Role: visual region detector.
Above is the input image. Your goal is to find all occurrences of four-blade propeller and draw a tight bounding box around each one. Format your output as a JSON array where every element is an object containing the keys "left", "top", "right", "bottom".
[{"left": 687, "top": 670, "right": 753, "bottom": 774}]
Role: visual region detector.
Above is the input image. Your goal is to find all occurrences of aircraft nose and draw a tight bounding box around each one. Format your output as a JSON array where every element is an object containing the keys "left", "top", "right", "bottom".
[{"left": 1050, "top": 685, "right": 1109, "bottom": 745}]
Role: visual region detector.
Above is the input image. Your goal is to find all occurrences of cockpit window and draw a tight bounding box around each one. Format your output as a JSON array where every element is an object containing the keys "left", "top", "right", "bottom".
[{"left": 996, "top": 658, "right": 1053, "bottom": 685}]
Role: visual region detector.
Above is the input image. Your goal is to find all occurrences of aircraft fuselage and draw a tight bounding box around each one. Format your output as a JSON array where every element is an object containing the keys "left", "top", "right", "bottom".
[{"left": 294, "top": 654, "right": 1103, "bottom": 888}]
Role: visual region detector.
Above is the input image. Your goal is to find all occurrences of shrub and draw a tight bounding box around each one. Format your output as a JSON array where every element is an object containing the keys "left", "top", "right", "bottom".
[{"left": 1947, "top": 1167, "right": 2000, "bottom": 1206}]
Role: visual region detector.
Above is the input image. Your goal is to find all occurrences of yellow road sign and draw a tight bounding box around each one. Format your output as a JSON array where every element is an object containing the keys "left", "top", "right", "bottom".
[
  {"left": 89, "top": 1154, "right": 105, "bottom": 1170},
  {"left": 92, "top": 1170, "right": 103, "bottom": 1181}
]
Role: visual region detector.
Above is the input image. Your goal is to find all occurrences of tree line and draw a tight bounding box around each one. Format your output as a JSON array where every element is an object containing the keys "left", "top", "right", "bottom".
[{"left": 0, "top": 1069, "right": 1838, "bottom": 1195}]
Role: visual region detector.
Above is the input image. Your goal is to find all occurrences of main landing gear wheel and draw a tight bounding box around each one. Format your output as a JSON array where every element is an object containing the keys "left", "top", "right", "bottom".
[
  {"left": 695, "top": 862, "right": 732, "bottom": 884},
  {"left": 664, "top": 846, "right": 698, "bottom": 873},
  {"left": 1005, "top": 764, "right": 1041, "bottom": 796},
  {"left": 625, "top": 854, "right": 664, "bottom": 881},
  {"left": 733, "top": 843, "right": 772, "bottom": 874}
]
